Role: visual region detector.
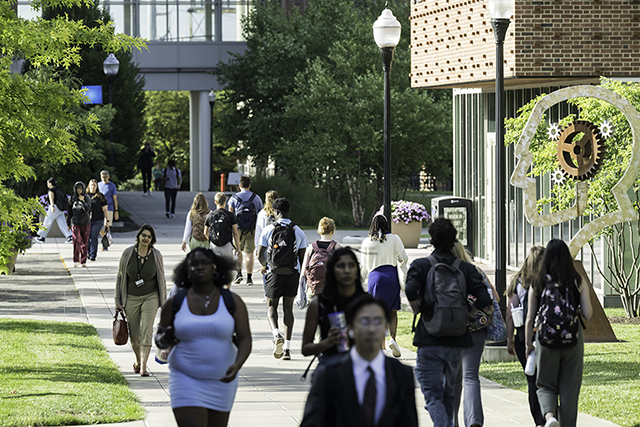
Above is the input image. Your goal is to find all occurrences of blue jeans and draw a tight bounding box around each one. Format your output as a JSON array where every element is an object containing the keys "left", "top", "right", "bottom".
[
  {"left": 88, "top": 221, "right": 103, "bottom": 260},
  {"left": 415, "top": 345, "right": 464, "bottom": 427}
]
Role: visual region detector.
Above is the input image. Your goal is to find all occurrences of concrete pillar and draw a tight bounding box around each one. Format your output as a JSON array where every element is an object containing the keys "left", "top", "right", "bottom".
[{"left": 188, "top": 91, "right": 212, "bottom": 192}]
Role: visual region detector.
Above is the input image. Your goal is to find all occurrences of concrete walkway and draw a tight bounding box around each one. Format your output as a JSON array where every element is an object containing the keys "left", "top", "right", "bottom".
[{"left": 2, "top": 190, "right": 620, "bottom": 427}]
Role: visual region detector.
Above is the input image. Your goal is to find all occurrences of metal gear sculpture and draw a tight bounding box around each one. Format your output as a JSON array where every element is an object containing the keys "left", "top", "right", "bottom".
[{"left": 556, "top": 120, "right": 606, "bottom": 181}]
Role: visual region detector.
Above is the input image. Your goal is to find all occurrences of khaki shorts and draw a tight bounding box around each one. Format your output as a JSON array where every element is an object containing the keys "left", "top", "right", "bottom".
[{"left": 238, "top": 230, "right": 255, "bottom": 253}]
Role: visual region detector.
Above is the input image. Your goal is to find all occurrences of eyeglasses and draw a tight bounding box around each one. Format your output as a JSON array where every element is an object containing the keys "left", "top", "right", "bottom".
[{"left": 355, "top": 317, "right": 385, "bottom": 327}]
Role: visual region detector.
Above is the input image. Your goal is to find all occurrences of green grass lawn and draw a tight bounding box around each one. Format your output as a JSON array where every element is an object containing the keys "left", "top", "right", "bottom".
[
  {"left": 0, "top": 318, "right": 145, "bottom": 427},
  {"left": 396, "top": 308, "right": 640, "bottom": 427}
]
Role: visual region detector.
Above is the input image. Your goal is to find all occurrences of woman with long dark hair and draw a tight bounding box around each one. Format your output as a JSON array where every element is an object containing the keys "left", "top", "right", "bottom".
[
  {"left": 360, "top": 215, "right": 408, "bottom": 357},
  {"left": 301, "top": 247, "right": 366, "bottom": 358},
  {"left": 525, "top": 239, "right": 592, "bottom": 427},
  {"left": 86, "top": 179, "right": 108, "bottom": 262},
  {"left": 157, "top": 248, "right": 251, "bottom": 427}
]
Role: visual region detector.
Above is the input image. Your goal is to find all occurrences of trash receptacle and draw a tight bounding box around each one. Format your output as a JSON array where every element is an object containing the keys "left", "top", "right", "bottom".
[{"left": 431, "top": 196, "right": 473, "bottom": 254}]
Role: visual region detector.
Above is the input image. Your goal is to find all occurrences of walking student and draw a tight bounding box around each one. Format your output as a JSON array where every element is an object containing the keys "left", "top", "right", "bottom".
[
  {"left": 86, "top": 179, "right": 109, "bottom": 262},
  {"left": 301, "top": 294, "right": 418, "bottom": 427},
  {"left": 257, "top": 198, "right": 307, "bottom": 360},
  {"left": 35, "top": 177, "right": 73, "bottom": 243},
  {"left": 67, "top": 181, "right": 92, "bottom": 267},
  {"left": 153, "top": 162, "right": 164, "bottom": 191},
  {"left": 228, "top": 175, "right": 263, "bottom": 285},
  {"left": 525, "top": 239, "right": 592, "bottom": 427},
  {"left": 163, "top": 159, "right": 182, "bottom": 218},
  {"left": 405, "top": 218, "right": 491, "bottom": 427},
  {"left": 138, "top": 143, "right": 156, "bottom": 196},
  {"left": 299, "top": 217, "right": 341, "bottom": 300},
  {"left": 98, "top": 170, "right": 119, "bottom": 251},
  {"left": 181, "top": 193, "right": 211, "bottom": 252},
  {"left": 204, "top": 192, "right": 240, "bottom": 265},
  {"left": 115, "top": 224, "right": 167, "bottom": 377}
]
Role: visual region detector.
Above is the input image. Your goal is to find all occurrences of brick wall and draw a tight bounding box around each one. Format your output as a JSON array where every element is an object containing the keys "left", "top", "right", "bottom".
[{"left": 411, "top": 0, "right": 640, "bottom": 88}]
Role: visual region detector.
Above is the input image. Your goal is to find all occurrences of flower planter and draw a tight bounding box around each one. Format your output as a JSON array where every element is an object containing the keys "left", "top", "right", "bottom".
[
  {"left": 391, "top": 220, "right": 422, "bottom": 248},
  {"left": 2, "top": 247, "right": 19, "bottom": 275}
]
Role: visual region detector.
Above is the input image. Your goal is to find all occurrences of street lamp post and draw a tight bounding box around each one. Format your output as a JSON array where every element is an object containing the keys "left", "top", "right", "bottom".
[
  {"left": 208, "top": 90, "right": 216, "bottom": 191},
  {"left": 103, "top": 53, "right": 120, "bottom": 167},
  {"left": 487, "top": 0, "right": 513, "bottom": 310},
  {"left": 373, "top": 6, "right": 401, "bottom": 222}
]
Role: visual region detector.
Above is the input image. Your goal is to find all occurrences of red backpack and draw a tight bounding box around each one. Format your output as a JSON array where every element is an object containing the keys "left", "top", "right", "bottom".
[{"left": 305, "top": 240, "right": 337, "bottom": 294}]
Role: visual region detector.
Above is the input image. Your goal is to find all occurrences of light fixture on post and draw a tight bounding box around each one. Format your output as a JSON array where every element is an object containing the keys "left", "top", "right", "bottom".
[
  {"left": 487, "top": 0, "right": 513, "bottom": 311},
  {"left": 373, "top": 4, "right": 401, "bottom": 223},
  {"left": 208, "top": 89, "right": 217, "bottom": 191},
  {"left": 103, "top": 53, "right": 120, "bottom": 167}
]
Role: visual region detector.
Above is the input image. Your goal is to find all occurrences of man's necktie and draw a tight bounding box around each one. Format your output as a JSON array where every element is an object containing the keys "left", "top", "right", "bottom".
[{"left": 362, "top": 366, "right": 377, "bottom": 426}]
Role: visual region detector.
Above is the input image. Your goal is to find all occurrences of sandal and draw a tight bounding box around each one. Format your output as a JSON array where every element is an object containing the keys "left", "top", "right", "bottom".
[
  {"left": 133, "top": 363, "right": 140, "bottom": 374},
  {"left": 141, "top": 371, "right": 150, "bottom": 377}
]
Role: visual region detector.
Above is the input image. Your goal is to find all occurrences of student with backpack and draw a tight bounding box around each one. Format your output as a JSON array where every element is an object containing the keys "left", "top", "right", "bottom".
[
  {"left": 163, "top": 159, "right": 182, "bottom": 218},
  {"left": 35, "top": 177, "right": 73, "bottom": 243},
  {"left": 257, "top": 198, "right": 307, "bottom": 361},
  {"left": 204, "top": 193, "right": 240, "bottom": 265},
  {"left": 66, "top": 181, "right": 92, "bottom": 267},
  {"left": 228, "top": 176, "right": 263, "bottom": 286},
  {"left": 525, "top": 239, "right": 592, "bottom": 427},
  {"left": 405, "top": 218, "right": 491, "bottom": 427},
  {"left": 506, "top": 246, "right": 545, "bottom": 427},
  {"left": 360, "top": 215, "right": 408, "bottom": 358},
  {"left": 299, "top": 217, "right": 341, "bottom": 301},
  {"left": 180, "top": 193, "right": 211, "bottom": 252}
]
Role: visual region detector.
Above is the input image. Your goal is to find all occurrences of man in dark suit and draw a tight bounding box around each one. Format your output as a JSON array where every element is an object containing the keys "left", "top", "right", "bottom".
[{"left": 301, "top": 294, "right": 418, "bottom": 427}]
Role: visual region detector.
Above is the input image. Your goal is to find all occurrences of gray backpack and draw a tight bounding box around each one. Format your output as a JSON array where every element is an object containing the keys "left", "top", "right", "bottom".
[{"left": 423, "top": 255, "right": 468, "bottom": 337}]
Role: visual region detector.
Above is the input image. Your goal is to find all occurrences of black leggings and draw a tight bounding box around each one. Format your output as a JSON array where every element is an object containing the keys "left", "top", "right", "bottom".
[
  {"left": 164, "top": 188, "right": 178, "bottom": 214},
  {"left": 514, "top": 329, "right": 545, "bottom": 426},
  {"left": 141, "top": 168, "right": 152, "bottom": 193}
]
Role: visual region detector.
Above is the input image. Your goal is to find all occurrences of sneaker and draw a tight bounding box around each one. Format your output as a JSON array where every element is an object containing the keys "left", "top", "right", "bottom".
[
  {"left": 273, "top": 334, "right": 284, "bottom": 359},
  {"left": 35, "top": 236, "right": 45, "bottom": 243},
  {"left": 388, "top": 338, "right": 401, "bottom": 358},
  {"left": 166, "top": 213, "right": 170, "bottom": 218},
  {"left": 282, "top": 349, "right": 291, "bottom": 360},
  {"left": 81, "top": 263, "right": 87, "bottom": 267},
  {"left": 246, "top": 277, "right": 253, "bottom": 286},
  {"left": 170, "top": 213, "right": 175, "bottom": 218},
  {"left": 102, "top": 247, "right": 109, "bottom": 252},
  {"left": 74, "top": 263, "right": 80, "bottom": 268},
  {"left": 89, "top": 258, "right": 96, "bottom": 262},
  {"left": 65, "top": 236, "right": 73, "bottom": 244},
  {"left": 234, "top": 273, "right": 243, "bottom": 284},
  {"left": 544, "top": 417, "right": 559, "bottom": 427}
]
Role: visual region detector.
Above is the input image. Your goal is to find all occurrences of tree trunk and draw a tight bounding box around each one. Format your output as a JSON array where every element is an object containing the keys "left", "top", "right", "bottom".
[{"left": 347, "top": 174, "right": 365, "bottom": 227}]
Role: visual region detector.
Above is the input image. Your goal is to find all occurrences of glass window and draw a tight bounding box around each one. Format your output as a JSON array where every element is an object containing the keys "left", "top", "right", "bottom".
[
  {"left": 17, "top": 3, "right": 40, "bottom": 21},
  {"left": 178, "top": 0, "right": 214, "bottom": 42},
  {"left": 106, "top": 2, "right": 136, "bottom": 37},
  {"left": 139, "top": 1, "right": 178, "bottom": 41},
  {"left": 221, "top": 0, "right": 248, "bottom": 41}
]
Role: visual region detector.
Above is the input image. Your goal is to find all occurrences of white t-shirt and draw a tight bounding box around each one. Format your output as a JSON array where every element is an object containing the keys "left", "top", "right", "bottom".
[{"left": 259, "top": 218, "right": 308, "bottom": 272}]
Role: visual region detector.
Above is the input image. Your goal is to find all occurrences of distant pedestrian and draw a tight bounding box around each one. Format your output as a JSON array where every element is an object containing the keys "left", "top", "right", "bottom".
[
  {"left": 204, "top": 192, "right": 240, "bottom": 265},
  {"left": 156, "top": 248, "right": 251, "bottom": 427},
  {"left": 301, "top": 247, "right": 364, "bottom": 359},
  {"left": 138, "top": 143, "right": 156, "bottom": 196},
  {"left": 153, "top": 163, "right": 164, "bottom": 191},
  {"left": 228, "top": 176, "right": 263, "bottom": 286},
  {"left": 360, "top": 215, "right": 408, "bottom": 357},
  {"left": 300, "top": 217, "right": 341, "bottom": 299},
  {"left": 257, "top": 198, "right": 307, "bottom": 360},
  {"left": 66, "top": 181, "right": 91, "bottom": 267},
  {"left": 35, "top": 177, "right": 73, "bottom": 243},
  {"left": 405, "top": 218, "right": 491, "bottom": 427},
  {"left": 300, "top": 294, "right": 418, "bottom": 427},
  {"left": 506, "top": 246, "right": 546, "bottom": 427},
  {"left": 181, "top": 193, "right": 211, "bottom": 252},
  {"left": 98, "top": 170, "right": 119, "bottom": 251},
  {"left": 163, "top": 159, "right": 182, "bottom": 218},
  {"left": 115, "top": 224, "right": 167, "bottom": 377},
  {"left": 525, "top": 239, "right": 592, "bottom": 427},
  {"left": 86, "top": 179, "right": 109, "bottom": 262},
  {"left": 254, "top": 190, "right": 279, "bottom": 251}
]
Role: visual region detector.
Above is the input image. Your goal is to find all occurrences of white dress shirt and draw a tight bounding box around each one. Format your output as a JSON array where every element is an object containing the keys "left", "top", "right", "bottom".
[{"left": 351, "top": 347, "right": 386, "bottom": 425}]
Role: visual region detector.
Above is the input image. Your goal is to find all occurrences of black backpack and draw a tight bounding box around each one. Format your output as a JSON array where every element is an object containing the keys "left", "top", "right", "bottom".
[
  {"left": 421, "top": 255, "right": 469, "bottom": 337},
  {"left": 208, "top": 210, "right": 232, "bottom": 247},
  {"left": 233, "top": 193, "right": 257, "bottom": 231},
  {"left": 267, "top": 222, "right": 298, "bottom": 275},
  {"left": 536, "top": 275, "right": 584, "bottom": 348},
  {"left": 54, "top": 188, "right": 69, "bottom": 212}
]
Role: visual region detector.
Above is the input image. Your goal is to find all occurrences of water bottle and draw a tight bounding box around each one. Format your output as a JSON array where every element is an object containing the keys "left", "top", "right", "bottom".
[{"left": 525, "top": 343, "right": 536, "bottom": 376}]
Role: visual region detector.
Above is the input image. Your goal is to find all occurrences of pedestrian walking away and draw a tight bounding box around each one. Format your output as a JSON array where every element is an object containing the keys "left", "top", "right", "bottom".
[
  {"left": 360, "top": 215, "right": 408, "bottom": 358},
  {"left": 35, "top": 177, "right": 73, "bottom": 243},
  {"left": 153, "top": 162, "right": 164, "bottom": 192},
  {"left": 163, "top": 159, "right": 182, "bottom": 218},
  {"left": 204, "top": 192, "right": 240, "bottom": 267},
  {"left": 228, "top": 175, "right": 263, "bottom": 286},
  {"left": 67, "top": 181, "right": 91, "bottom": 267},
  {"left": 300, "top": 294, "right": 418, "bottom": 427},
  {"left": 257, "top": 198, "right": 307, "bottom": 360},
  {"left": 525, "top": 239, "right": 593, "bottom": 427},
  {"left": 301, "top": 247, "right": 365, "bottom": 360},
  {"left": 155, "top": 248, "right": 251, "bottom": 427},
  {"left": 86, "top": 179, "right": 109, "bottom": 262},
  {"left": 299, "top": 216, "right": 341, "bottom": 305},
  {"left": 405, "top": 218, "right": 491, "bottom": 427},
  {"left": 254, "top": 190, "right": 279, "bottom": 299},
  {"left": 98, "top": 170, "right": 119, "bottom": 251},
  {"left": 138, "top": 143, "right": 156, "bottom": 196},
  {"left": 181, "top": 193, "right": 211, "bottom": 253},
  {"left": 506, "top": 246, "right": 546, "bottom": 427},
  {"left": 115, "top": 224, "right": 167, "bottom": 377}
]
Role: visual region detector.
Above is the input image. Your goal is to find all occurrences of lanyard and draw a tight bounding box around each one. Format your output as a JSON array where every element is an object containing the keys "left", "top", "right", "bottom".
[{"left": 136, "top": 250, "right": 151, "bottom": 280}]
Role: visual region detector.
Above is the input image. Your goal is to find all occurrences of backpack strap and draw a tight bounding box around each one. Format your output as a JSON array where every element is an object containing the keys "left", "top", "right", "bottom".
[
  {"left": 327, "top": 240, "right": 337, "bottom": 252},
  {"left": 221, "top": 288, "right": 236, "bottom": 316},
  {"left": 248, "top": 192, "right": 256, "bottom": 203},
  {"left": 311, "top": 240, "right": 320, "bottom": 252},
  {"left": 171, "top": 287, "right": 190, "bottom": 325}
]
